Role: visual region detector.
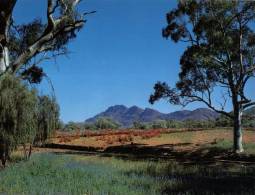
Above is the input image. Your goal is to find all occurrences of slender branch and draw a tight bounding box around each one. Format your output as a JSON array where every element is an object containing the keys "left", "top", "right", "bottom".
[
  {"left": 185, "top": 94, "right": 233, "bottom": 119},
  {"left": 236, "top": 16, "right": 245, "bottom": 91},
  {"left": 243, "top": 102, "right": 255, "bottom": 110}
]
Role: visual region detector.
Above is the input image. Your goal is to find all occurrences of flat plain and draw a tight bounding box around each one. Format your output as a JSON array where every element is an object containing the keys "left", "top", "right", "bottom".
[{"left": 1, "top": 128, "right": 255, "bottom": 194}]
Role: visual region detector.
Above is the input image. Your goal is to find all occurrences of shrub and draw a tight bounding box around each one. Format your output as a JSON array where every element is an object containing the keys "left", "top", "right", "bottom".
[
  {"left": 84, "top": 123, "right": 97, "bottom": 130},
  {"left": 165, "top": 120, "right": 182, "bottom": 128},
  {"left": 63, "top": 121, "right": 82, "bottom": 131},
  {"left": 151, "top": 120, "right": 167, "bottom": 129},
  {"left": 94, "top": 117, "right": 121, "bottom": 130},
  {"left": 133, "top": 121, "right": 149, "bottom": 130}
]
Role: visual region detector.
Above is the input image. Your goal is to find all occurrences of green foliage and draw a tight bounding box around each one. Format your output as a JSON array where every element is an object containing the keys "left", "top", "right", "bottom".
[
  {"left": 56, "top": 120, "right": 65, "bottom": 130},
  {"left": 151, "top": 120, "right": 167, "bottom": 129},
  {"left": 133, "top": 121, "right": 149, "bottom": 130},
  {"left": 182, "top": 119, "right": 215, "bottom": 129},
  {"left": 150, "top": 1, "right": 255, "bottom": 121},
  {"left": 63, "top": 121, "right": 83, "bottom": 131},
  {"left": 244, "top": 107, "right": 255, "bottom": 116},
  {"left": 165, "top": 120, "right": 183, "bottom": 128},
  {"left": 161, "top": 0, "right": 255, "bottom": 99},
  {"left": 6, "top": 1, "right": 88, "bottom": 79},
  {"left": 215, "top": 115, "right": 232, "bottom": 127},
  {"left": 0, "top": 154, "right": 168, "bottom": 195},
  {"left": 243, "top": 108, "right": 255, "bottom": 128},
  {"left": 0, "top": 153, "right": 255, "bottom": 194},
  {"left": 83, "top": 123, "right": 97, "bottom": 130},
  {"left": 0, "top": 75, "right": 60, "bottom": 163},
  {"left": 216, "top": 114, "right": 255, "bottom": 128},
  {"left": 150, "top": 1, "right": 255, "bottom": 151},
  {"left": 62, "top": 119, "right": 122, "bottom": 131},
  {"left": 133, "top": 119, "right": 218, "bottom": 130},
  {"left": 10, "top": 19, "right": 45, "bottom": 59},
  {"left": 243, "top": 118, "right": 255, "bottom": 128},
  {"left": 82, "top": 118, "right": 121, "bottom": 131},
  {"left": 165, "top": 119, "right": 215, "bottom": 129},
  {"left": 94, "top": 117, "right": 121, "bottom": 130},
  {"left": 35, "top": 95, "right": 60, "bottom": 145},
  {"left": 0, "top": 74, "right": 38, "bottom": 154}
]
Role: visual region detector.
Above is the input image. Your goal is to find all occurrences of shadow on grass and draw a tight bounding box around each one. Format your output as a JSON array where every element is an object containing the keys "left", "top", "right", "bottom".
[
  {"left": 42, "top": 143, "right": 255, "bottom": 194},
  {"left": 43, "top": 142, "right": 255, "bottom": 165},
  {"left": 162, "top": 175, "right": 255, "bottom": 195},
  {"left": 124, "top": 165, "right": 255, "bottom": 194}
]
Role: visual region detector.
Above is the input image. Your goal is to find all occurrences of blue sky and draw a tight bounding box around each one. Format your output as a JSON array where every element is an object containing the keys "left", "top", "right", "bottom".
[{"left": 14, "top": 0, "right": 254, "bottom": 122}]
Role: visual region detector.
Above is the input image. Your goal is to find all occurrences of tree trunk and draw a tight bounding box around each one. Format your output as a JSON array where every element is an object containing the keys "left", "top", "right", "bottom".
[
  {"left": 23, "top": 144, "right": 27, "bottom": 160},
  {"left": 0, "top": 141, "right": 8, "bottom": 167},
  {"left": 233, "top": 106, "right": 244, "bottom": 153},
  {"left": 28, "top": 144, "right": 32, "bottom": 159},
  {"left": 0, "top": 46, "right": 10, "bottom": 73},
  {"left": 0, "top": 0, "right": 16, "bottom": 73}
]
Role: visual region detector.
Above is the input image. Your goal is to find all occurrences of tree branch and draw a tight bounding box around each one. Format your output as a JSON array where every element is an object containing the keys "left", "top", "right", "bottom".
[
  {"left": 185, "top": 94, "right": 233, "bottom": 119},
  {"left": 243, "top": 102, "right": 255, "bottom": 110},
  {"left": 0, "top": 0, "right": 17, "bottom": 43},
  {"left": 10, "top": 0, "right": 93, "bottom": 73}
]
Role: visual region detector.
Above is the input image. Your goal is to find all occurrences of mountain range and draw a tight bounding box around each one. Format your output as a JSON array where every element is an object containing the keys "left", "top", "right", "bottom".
[{"left": 85, "top": 105, "right": 220, "bottom": 127}]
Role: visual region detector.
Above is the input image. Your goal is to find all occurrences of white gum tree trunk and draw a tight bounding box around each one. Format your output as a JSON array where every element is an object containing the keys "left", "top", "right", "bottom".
[
  {"left": 233, "top": 106, "right": 244, "bottom": 153},
  {"left": 0, "top": 46, "right": 10, "bottom": 73}
]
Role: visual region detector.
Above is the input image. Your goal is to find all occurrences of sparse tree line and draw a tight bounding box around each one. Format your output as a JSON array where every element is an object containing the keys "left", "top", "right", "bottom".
[
  {"left": 62, "top": 113, "right": 255, "bottom": 132},
  {"left": 133, "top": 115, "right": 255, "bottom": 130},
  {"left": 0, "top": 74, "right": 60, "bottom": 167},
  {"left": 63, "top": 117, "right": 121, "bottom": 131}
]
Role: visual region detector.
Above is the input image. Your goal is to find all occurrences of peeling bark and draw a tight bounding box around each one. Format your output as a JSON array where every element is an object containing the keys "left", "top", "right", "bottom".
[{"left": 233, "top": 102, "right": 244, "bottom": 153}]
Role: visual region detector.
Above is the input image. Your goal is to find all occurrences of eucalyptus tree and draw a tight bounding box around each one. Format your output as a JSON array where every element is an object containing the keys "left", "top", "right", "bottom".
[
  {"left": 0, "top": 0, "right": 91, "bottom": 164},
  {"left": 150, "top": 1, "right": 255, "bottom": 153},
  {"left": 0, "top": 0, "right": 94, "bottom": 81}
]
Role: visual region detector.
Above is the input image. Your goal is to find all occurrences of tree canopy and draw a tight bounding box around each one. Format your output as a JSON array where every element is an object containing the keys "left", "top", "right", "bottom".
[
  {"left": 0, "top": 74, "right": 38, "bottom": 161},
  {"left": 0, "top": 0, "right": 94, "bottom": 82},
  {"left": 150, "top": 0, "right": 255, "bottom": 152}
]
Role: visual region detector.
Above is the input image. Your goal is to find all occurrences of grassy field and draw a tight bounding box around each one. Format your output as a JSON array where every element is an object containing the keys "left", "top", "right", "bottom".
[
  {"left": 1, "top": 128, "right": 255, "bottom": 194},
  {"left": 0, "top": 153, "right": 255, "bottom": 195}
]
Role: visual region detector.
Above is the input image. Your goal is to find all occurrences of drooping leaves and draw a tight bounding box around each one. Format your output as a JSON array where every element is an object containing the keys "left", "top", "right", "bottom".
[{"left": 151, "top": 1, "right": 255, "bottom": 112}]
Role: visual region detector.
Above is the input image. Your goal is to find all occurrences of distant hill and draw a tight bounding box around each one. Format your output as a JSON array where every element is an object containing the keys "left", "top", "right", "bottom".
[
  {"left": 85, "top": 105, "right": 220, "bottom": 127},
  {"left": 244, "top": 106, "right": 255, "bottom": 116}
]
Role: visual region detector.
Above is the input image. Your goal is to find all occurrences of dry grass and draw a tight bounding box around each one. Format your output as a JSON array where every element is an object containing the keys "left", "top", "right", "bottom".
[{"left": 50, "top": 128, "right": 255, "bottom": 154}]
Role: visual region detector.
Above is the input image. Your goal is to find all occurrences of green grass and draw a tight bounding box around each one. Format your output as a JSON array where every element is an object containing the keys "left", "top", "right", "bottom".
[
  {"left": 244, "top": 143, "right": 255, "bottom": 154},
  {"left": 208, "top": 139, "right": 255, "bottom": 154},
  {"left": 0, "top": 153, "right": 170, "bottom": 195},
  {"left": 1, "top": 153, "right": 255, "bottom": 195}
]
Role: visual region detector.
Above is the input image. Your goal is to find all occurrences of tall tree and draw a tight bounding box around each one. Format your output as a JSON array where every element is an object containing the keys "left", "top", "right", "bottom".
[
  {"left": 0, "top": 0, "right": 92, "bottom": 164},
  {"left": 0, "top": 0, "right": 94, "bottom": 81},
  {"left": 0, "top": 74, "right": 38, "bottom": 165},
  {"left": 150, "top": 1, "right": 255, "bottom": 153}
]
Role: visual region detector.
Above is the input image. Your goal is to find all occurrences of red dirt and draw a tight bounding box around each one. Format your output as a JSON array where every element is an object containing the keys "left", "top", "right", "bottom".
[{"left": 50, "top": 128, "right": 255, "bottom": 153}]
